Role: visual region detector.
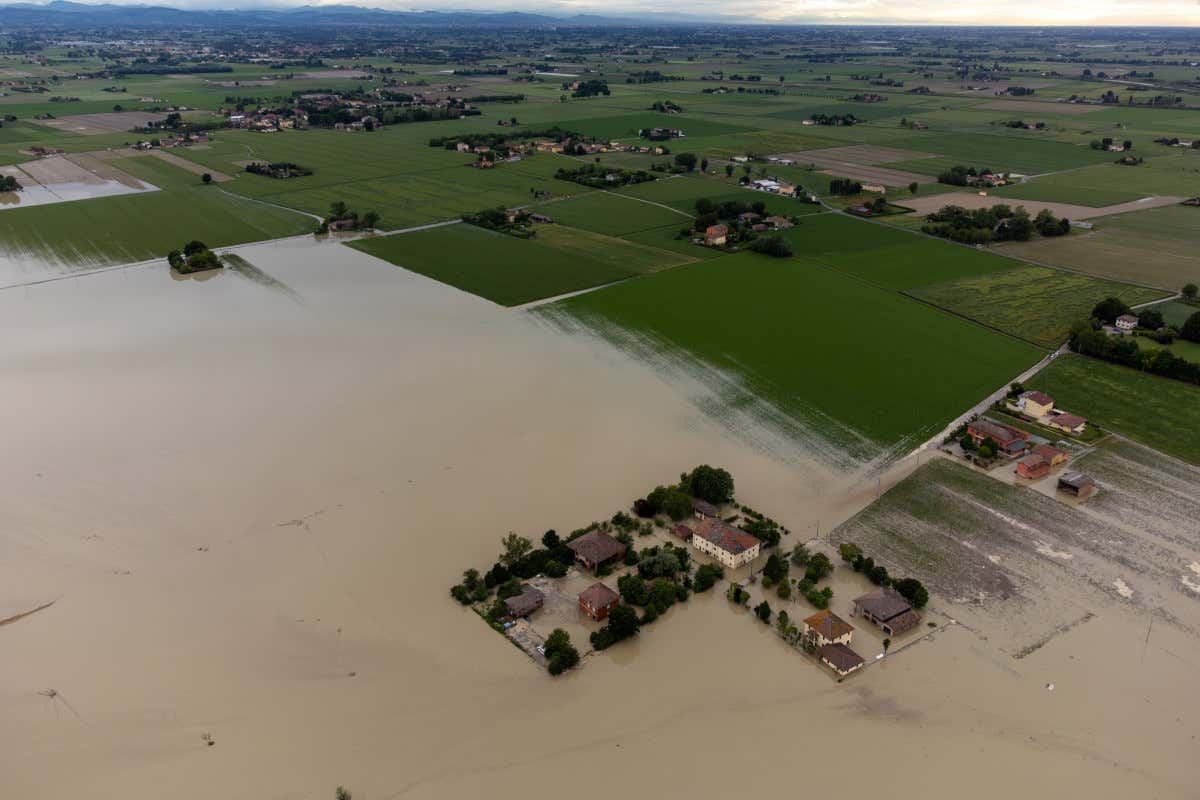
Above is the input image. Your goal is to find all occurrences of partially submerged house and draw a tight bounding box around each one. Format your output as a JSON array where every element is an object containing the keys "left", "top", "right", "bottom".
[
  {"left": 671, "top": 523, "right": 694, "bottom": 542},
  {"left": 566, "top": 529, "right": 627, "bottom": 573},
  {"left": 689, "top": 518, "right": 761, "bottom": 569},
  {"left": 692, "top": 498, "right": 719, "bottom": 519},
  {"left": 819, "top": 642, "right": 866, "bottom": 676},
  {"left": 852, "top": 585, "right": 921, "bottom": 635},
  {"left": 578, "top": 582, "right": 621, "bottom": 621},
  {"left": 1057, "top": 471, "right": 1097, "bottom": 500},
  {"left": 504, "top": 585, "right": 545, "bottom": 618},
  {"left": 802, "top": 609, "right": 854, "bottom": 647}
]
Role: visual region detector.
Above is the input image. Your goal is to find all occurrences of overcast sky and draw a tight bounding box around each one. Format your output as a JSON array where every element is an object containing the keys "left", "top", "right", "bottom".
[{"left": 25, "top": 0, "right": 1200, "bottom": 25}]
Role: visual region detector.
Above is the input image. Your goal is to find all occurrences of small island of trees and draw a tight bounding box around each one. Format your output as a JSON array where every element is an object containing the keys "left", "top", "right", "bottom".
[{"left": 167, "top": 239, "right": 222, "bottom": 274}]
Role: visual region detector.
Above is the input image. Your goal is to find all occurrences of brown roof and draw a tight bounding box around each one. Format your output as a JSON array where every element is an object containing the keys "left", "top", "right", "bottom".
[
  {"left": 1018, "top": 453, "right": 1047, "bottom": 468},
  {"left": 803, "top": 609, "right": 854, "bottom": 640},
  {"left": 504, "top": 586, "right": 544, "bottom": 617},
  {"left": 968, "top": 418, "right": 1027, "bottom": 445},
  {"left": 692, "top": 518, "right": 761, "bottom": 555},
  {"left": 691, "top": 498, "right": 719, "bottom": 517},
  {"left": 566, "top": 529, "right": 626, "bottom": 564},
  {"left": 819, "top": 642, "right": 865, "bottom": 673},
  {"left": 578, "top": 582, "right": 619, "bottom": 609},
  {"left": 1021, "top": 390, "right": 1054, "bottom": 405},
  {"left": 1052, "top": 413, "right": 1087, "bottom": 429},
  {"left": 854, "top": 585, "right": 913, "bottom": 622},
  {"left": 1033, "top": 444, "right": 1066, "bottom": 460},
  {"left": 1059, "top": 471, "right": 1095, "bottom": 489},
  {"left": 672, "top": 524, "right": 694, "bottom": 540}
]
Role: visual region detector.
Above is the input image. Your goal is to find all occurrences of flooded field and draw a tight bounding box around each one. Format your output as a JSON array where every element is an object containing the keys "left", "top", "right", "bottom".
[
  {"left": 0, "top": 154, "right": 156, "bottom": 210},
  {"left": 0, "top": 239, "right": 1196, "bottom": 799}
]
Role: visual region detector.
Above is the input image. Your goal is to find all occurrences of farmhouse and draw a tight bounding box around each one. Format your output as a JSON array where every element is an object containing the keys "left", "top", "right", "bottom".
[
  {"left": 966, "top": 419, "right": 1030, "bottom": 457},
  {"left": 1047, "top": 413, "right": 1087, "bottom": 435},
  {"left": 1058, "top": 471, "right": 1097, "bottom": 500},
  {"left": 689, "top": 518, "right": 761, "bottom": 569},
  {"left": 819, "top": 642, "right": 866, "bottom": 676},
  {"left": 1016, "top": 453, "right": 1050, "bottom": 480},
  {"left": 1017, "top": 390, "right": 1054, "bottom": 418},
  {"left": 578, "top": 582, "right": 620, "bottom": 621},
  {"left": 704, "top": 224, "right": 729, "bottom": 246},
  {"left": 1116, "top": 314, "right": 1138, "bottom": 333},
  {"left": 765, "top": 216, "right": 793, "bottom": 229},
  {"left": 802, "top": 609, "right": 854, "bottom": 647},
  {"left": 504, "top": 585, "right": 545, "bottom": 618},
  {"left": 852, "top": 586, "right": 921, "bottom": 635},
  {"left": 566, "top": 529, "right": 627, "bottom": 573},
  {"left": 1032, "top": 443, "right": 1068, "bottom": 466}
]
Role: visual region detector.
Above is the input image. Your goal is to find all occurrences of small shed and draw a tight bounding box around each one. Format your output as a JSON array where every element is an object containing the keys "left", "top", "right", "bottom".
[
  {"left": 1016, "top": 454, "right": 1050, "bottom": 480},
  {"left": 1058, "top": 472, "right": 1096, "bottom": 500},
  {"left": 504, "top": 586, "right": 545, "bottom": 618}
]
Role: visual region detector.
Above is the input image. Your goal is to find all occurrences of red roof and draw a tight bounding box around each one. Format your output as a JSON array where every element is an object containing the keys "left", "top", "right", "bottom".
[
  {"left": 578, "top": 582, "right": 619, "bottom": 609},
  {"left": 692, "top": 518, "right": 760, "bottom": 555},
  {"left": 1052, "top": 413, "right": 1087, "bottom": 430}
]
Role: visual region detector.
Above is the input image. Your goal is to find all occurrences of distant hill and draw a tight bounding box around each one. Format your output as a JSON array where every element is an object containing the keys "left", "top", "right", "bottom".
[{"left": 0, "top": 1, "right": 724, "bottom": 28}]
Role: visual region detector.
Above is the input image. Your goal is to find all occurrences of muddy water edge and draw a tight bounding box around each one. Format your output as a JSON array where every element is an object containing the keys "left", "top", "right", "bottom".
[{"left": 0, "top": 237, "right": 1195, "bottom": 799}]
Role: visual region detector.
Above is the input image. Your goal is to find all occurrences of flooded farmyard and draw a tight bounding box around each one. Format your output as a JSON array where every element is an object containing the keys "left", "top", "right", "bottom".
[{"left": 0, "top": 237, "right": 1196, "bottom": 799}]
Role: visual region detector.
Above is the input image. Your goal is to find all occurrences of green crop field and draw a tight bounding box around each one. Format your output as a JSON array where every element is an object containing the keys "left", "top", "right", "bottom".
[
  {"left": 348, "top": 221, "right": 695, "bottom": 306},
  {"left": 539, "top": 252, "right": 1040, "bottom": 453},
  {"left": 1133, "top": 334, "right": 1200, "bottom": 363},
  {"left": 0, "top": 176, "right": 312, "bottom": 266},
  {"left": 530, "top": 191, "right": 689, "bottom": 236},
  {"left": 784, "top": 213, "right": 1019, "bottom": 289},
  {"left": 994, "top": 158, "right": 1200, "bottom": 206},
  {"left": 1027, "top": 354, "right": 1200, "bottom": 464},
  {"left": 1153, "top": 300, "right": 1200, "bottom": 328},
  {"left": 910, "top": 266, "right": 1169, "bottom": 348},
  {"left": 992, "top": 205, "right": 1200, "bottom": 289}
]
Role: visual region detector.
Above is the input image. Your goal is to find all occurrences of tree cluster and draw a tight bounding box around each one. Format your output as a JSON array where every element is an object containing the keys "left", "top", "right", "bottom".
[
  {"left": 1069, "top": 318, "right": 1200, "bottom": 386},
  {"left": 245, "top": 161, "right": 311, "bottom": 179},
  {"left": 166, "top": 239, "right": 221, "bottom": 274},
  {"left": 838, "top": 541, "right": 930, "bottom": 608},
  {"left": 554, "top": 164, "right": 655, "bottom": 188},
  {"left": 543, "top": 628, "right": 579, "bottom": 675}
]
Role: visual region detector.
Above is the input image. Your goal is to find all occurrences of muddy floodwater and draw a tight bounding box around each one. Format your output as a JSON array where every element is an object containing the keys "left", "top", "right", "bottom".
[{"left": 0, "top": 237, "right": 1196, "bottom": 799}]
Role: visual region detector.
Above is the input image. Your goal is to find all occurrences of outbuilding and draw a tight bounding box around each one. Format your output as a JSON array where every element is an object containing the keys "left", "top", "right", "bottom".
[{"left": 578, "top": 582, "right": 621, "bottom": 621}]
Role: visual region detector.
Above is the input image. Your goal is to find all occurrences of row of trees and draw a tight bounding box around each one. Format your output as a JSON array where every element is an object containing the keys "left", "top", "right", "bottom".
[
  {"left": 922, "top": 204, "right": 1068, "bottom": 245},
  {"left": 1069, "top": 317, "right": 1200, "bottom": 385},
  {"left": 837, "top": 543, "right": 929, "bottom": 608},
  {"left": 554, "top": 163, "right": 655, "bottom": 188}
]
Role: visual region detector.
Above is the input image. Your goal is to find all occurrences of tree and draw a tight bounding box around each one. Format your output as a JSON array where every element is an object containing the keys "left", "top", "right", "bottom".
[
  {"left": 1091, "top": 296, "right": 1131, "bottom": 324},
  {"left": 725, "top": 164, "right": 734, "bottom": 178},
  {"left": 837, "top": 542, "right": 862, "bottom": 563},
  {"left": 544, "top": 628, "right": 579, "bottom": 675},
  {"left": 1138, "top": 308, "right": 1164, "bottom": 330},
  {"left": 882, "top": 637, "right": 891, "bottom": 654},
  {"left": 694, "top": 563, "right": 724, "bottom": 592},
  {"left": 606, "top": 604, "right": 641, "bottom": 639},
  {"left": 674, "top": 152, "right": 698, "bottom": 172},
  {"left": 336, "top": 787, "right": 352, "bottom": 800},
  {"left": 361, "top": 210, "right": 380, "bottom": 229},
  {"left": 329, "top": 200, "right": 349, "bottom": 219},
  {"left": 201, "top": 172, "right": 212, "bottom": 184},
  {"left": 618, "top": 572, "right": 648, "bottom": 605},
  {"left": 166, "top": 249, "right": 183, "bottom": 269},
  {"left": 763, "top": 552, "right": 788, "bottom": 583},
  {"left": 908, "top": 181, "right": 918, "bottom": 195},
  {"left": 790, "top": 543, "right": 810, "bottom": 568},
  {"left": 749, "top": 235, "right": 793, "bottom": 258},
  {"left": 684, "top": 465, "right": 735, "bottom": 504},
  {"left": 1181, "top": 311, "right": 1200, "bottom": 343},
  {"left": 182, "top": 240, "right": 208, "bottom": 256},
  {"left": 754, "top": 600, "right": 772, "bottom": 623},
  {"left": 776, "top": 609, "right": 791, "bottom": 636},
  {"left": 542, "top": 529, "right": 560, "bottom": 548},
  {"left": 892, "top": 577, "right": 929, "bottom": 609},
  {"left": 500, "top": 532, "right": 533, "bottom": 567},
  {"left": 1123, "top": 140, "right": 1132, "bottom": 151},
  {"left": 647, "top": 485, "right": 692, "bottom": 521},
  {"left": 776, "top": 578, "right": 791, "bottom": 599},
  {"left": 805, "top": 552, "right": 833, "bottom": 582},
  {"left": 1183, "top": 283, "right": 1198, "bottom": 302},
  {"left": 700, "top": 157, "right": 709, "bottom": 173}
]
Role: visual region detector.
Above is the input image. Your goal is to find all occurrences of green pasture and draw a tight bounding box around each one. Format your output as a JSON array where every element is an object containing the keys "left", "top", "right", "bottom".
[
  {"left": 1027, "top": 354, "right": 1200, "bottom": 465},
  {"left": 348, "top": 221, "right": 694, "bottom": 306},
  {"left": 531, "top": 190, "right": 689, "bottom": 236},
  {"left": 910, "top": 266, "right": 1169, "bottom": 349},
  {"left": 539, "top": 252, "right": 1039, "bottom": 452}
]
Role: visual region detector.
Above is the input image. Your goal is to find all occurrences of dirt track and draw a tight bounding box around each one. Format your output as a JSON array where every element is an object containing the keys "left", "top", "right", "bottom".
[{"left": 898, "top": 191, "right": 1185, "bottom": 220}]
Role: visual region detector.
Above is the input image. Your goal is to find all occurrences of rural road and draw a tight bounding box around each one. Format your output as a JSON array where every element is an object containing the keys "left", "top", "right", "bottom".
[{"left": 914, "top": 343, "right": 1069, "bottom": 455}]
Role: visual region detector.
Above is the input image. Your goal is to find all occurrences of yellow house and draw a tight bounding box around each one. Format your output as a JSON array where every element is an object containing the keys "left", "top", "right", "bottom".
[
  {"left": 802, "top": 609, "right": 854, "bottom": 647},
  {"left": 1018, "top": 390, "right": 1054, "bottom": 418}
]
